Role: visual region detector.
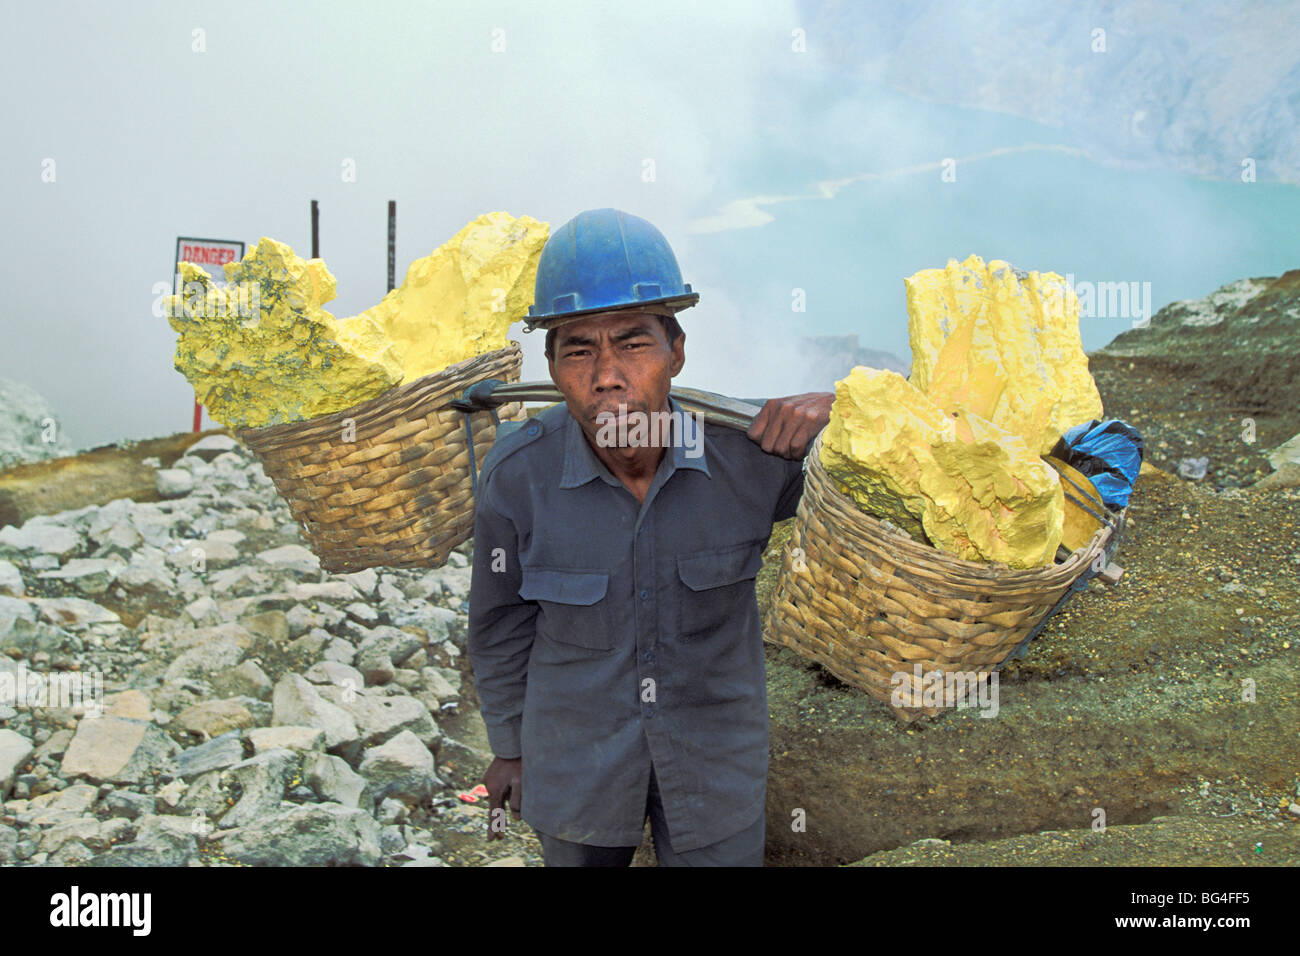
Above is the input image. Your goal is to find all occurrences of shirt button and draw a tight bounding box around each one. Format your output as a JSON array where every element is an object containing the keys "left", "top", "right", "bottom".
[
  {"left": 526, "top": 423, "right": 539, "bottom": 436},
  {"left": 643, "top": 650, "right": 653, "bottom": 662},
  {"left": 639, "top": 589, "right": 648, "bottom": 601},
  {"left": 645, "top": 705, "right": 656, "bottom": 718}
]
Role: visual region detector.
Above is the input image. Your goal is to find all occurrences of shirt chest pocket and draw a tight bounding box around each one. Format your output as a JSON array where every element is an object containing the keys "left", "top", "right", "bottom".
[
  {"left": 519, "top": 568, "right": 615, "bottom": 651},
  {"left": 675, "top": 539, "right": 766, "bottom": 643}
]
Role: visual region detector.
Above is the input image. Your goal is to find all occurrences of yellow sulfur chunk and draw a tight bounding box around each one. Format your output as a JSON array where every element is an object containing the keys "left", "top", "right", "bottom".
[
  {"left": 167, "top": 239, "right": 404, "bottom": 430},
  {"left": 167, "top": 213, "right": 549, "bottom": 431},
  {"left": 337, "top": 212, "right": 549, "bottom": 382},
  {"left": 906, "top": 254, "right": 1103, "bottom": 454},
  {"left": 820, "top": 367, "right": 953, "bottom": 542},
  {"left": 925, "top": 407, "right": 1065, "bottom": 567},
  {"left": 821, "top": 367, "right": 1064, "bottom": 568}
]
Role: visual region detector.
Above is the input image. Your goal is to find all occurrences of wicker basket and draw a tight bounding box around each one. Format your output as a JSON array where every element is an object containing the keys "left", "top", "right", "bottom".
[
  {"left": 764, "top": 431, "right": 1120, "bottom": 722},
  {"left": 235, "top": 342, "right": 528, "bottom": 573}
]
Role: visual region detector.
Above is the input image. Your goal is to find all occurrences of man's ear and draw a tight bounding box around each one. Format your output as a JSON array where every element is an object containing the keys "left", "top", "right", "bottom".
[{"left": 669, "top": 331, "right": 685, "bottom": 378}]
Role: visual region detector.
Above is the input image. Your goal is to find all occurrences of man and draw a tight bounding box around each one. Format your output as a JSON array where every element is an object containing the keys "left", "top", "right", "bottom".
[{"left": 467, "top": 208, "right": 833, "bottom": 866}]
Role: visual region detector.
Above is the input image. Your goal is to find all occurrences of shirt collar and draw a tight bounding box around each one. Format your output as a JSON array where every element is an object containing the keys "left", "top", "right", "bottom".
[{"left": 559, "top": 394, "right": 711, "bottom": 489}]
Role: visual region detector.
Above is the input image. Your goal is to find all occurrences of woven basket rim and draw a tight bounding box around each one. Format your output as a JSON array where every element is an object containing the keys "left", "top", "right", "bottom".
[
  {"left": 234, "top": 340, "right": 522, "bottom": 451},
  {"left": 806, "top": 430, "right": 1112, "bottom": 585}
]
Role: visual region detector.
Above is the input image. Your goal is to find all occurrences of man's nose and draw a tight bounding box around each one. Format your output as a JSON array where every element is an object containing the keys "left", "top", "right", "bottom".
[{"left": 592, "top": 345, "right": 626, "bottom": 392}]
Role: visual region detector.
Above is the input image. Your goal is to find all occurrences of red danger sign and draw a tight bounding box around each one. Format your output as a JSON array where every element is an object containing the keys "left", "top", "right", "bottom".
[
  {"left": 175, "top": 237, "right": 244, "bottom": 279},
  {"left": 173, "top": 236, "right": 245, "bottom": 433}
]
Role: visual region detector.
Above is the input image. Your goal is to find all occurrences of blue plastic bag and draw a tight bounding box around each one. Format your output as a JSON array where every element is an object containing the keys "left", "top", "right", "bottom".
[{"left": 1052, "top": 419, "right": 1144, "bottom": 509}]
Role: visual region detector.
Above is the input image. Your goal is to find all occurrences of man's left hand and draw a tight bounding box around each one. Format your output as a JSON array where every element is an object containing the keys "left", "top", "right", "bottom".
[{"left": 746, "top": 392, "right": 834, "bottom": 459}]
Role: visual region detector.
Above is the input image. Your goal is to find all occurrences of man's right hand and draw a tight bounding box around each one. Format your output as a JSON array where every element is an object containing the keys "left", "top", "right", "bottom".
[{"left": 483, "top": 756, "right": 522, "bottom": 841}]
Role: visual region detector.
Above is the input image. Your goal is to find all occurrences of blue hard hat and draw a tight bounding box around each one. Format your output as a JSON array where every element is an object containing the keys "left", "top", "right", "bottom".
[{"left": 524, "top": 208, "right": 699, "bottom": 332}]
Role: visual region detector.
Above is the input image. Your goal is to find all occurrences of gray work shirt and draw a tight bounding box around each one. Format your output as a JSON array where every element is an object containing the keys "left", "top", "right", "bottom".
[{"left": 466, "top": 394, "right": 806, "bottom": 851}]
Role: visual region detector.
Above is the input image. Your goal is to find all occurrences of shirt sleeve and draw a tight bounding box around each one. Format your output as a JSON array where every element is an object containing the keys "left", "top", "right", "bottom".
[
  {"left": 466, "top": 473, "right": 538, "bottom": 760},
  {"left": 773, "top": 455, "right": 807, "bottom": 522}
]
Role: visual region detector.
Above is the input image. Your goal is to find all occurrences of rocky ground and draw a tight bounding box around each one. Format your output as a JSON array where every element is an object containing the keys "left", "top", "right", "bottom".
[{"left": 0, "top": 435, "right": 544, "bottom": 867}]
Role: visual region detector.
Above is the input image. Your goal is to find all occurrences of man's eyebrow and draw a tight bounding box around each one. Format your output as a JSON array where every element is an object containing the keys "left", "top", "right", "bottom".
[{"left": 558, "top": 324, "right": 655, "bottom": 349}]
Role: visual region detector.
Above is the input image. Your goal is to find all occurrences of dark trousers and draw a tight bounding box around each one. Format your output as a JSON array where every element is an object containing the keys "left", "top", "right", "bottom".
[{"left": 533, "top": 766, "right": 765, "bottom": 867}]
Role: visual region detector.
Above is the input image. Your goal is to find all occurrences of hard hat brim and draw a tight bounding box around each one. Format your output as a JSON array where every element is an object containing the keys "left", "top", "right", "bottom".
[{"left": 522, "top": 292, "right": 699, "bottom": 333}]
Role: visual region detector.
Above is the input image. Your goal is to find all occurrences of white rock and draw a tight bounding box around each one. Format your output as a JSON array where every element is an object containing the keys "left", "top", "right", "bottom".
[
  {"left": 0, "top": 729, "right": 34, "bottom": 798},
  {"left": 60, "top": 717, "right": 180, "bottom": 785},
  {"left": 1267, "top": 433, "right": 1300, "bottom": 471},
  {"left": 302, "top": 752, "right": 369, "bottom": 809},
  {"left": 209, "top": 565, "right": 270, "bottom": 594},
  {"left": 256, "top": 545, "right": 321, "bottom": 575},
  {"left": 288, "top": 581, "right": 361, "bottom": 603},
  {"left": 184, "top": 595, "right": 222, "bottom": 626},
  {"left": 0, "top": 523, "right": 80, "bottom": 557},
  {"left": 345, "top": 602, "right": 380, "bottom": 624},
  {"left": 36, "top": 557, "right": 123, "bottom": 595},
  {"left": 163, "top": 638, "right": 246, "bottom": 682},
  {"left": 304, "top": 660, "right": 365, "bottom": 690},
  {"left": 98, "top": 520, "right": 143, "bottom": 554},
  {"left": 358, "top": 730, "right": 440, "bottom": 806},
  {"left": 165, "top": 538, "right": 241, "bottom": 570},
  {"left": 185, "top": 434, "right": 244, "bottom": 462},
  {"left": 271, "top": 675, "right": 359, "bottom": 754},
  {"left": 0, "top": 595, "right": 36, "bottom": 640},
  {"left": 86, "top": 498, "right": 132, "bottom": 537},
  {"left": 440, "top": 566, "right": 473, "bottom": 601},
  {"left": 424, "top": 666, "right": 462, "bottom": 695},
  {"left": 212, "top": 450, "right": 249, "bottom": 471},
  {"left": 248, "top": 725, "right": 326, "bottom": 754},
  {"left": 129, "top": 506, "right": 178, "bottom": 548},
  {"left": 116, "top": 559, "right": 176, "bottom": 596},
  {"left": 322, "top": 637, "right": 357, "bottom": 665},
  {"left": 0, "top": 560, "right": 24, "bottom": 597},
  {"left": 31, "top": 596, "right": 120, "bottom": 627},
  {"left": 338, "top": 568, "right": 378, "bottom": 597},
  {"left": 421, "top": 668, "right": 461, "bottom": 701},
  {"left": 172, "top": 455, "right": 215, "bottom": 477},
  {"left": 216, "top": 803, "right": 380, "bottom": 866},
  {"left": 386, "top": 600, "right": 454, "bottom": 641},
  {"left": 206, "top": 530, "right": 247, "bottom": 550},
  {"left": 156, "top": 468, "right": 195, "bottom": 498},
  {"left": 319, "top": 685, "right": 439, "bottom": 750}
]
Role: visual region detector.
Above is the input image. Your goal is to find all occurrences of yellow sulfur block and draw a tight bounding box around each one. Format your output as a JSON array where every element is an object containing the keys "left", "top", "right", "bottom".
[
  {"left": 906, "top": 254, "right": 1103, "bottom": 455},
  {"left": 337, "top": 212, "right": 549, "bottom": 382},
  {"left": 167, "top": 239, "right": 404, "bottom": 430},
  {"left": 925, "top": 408, "right": 1065, "bottom": 568},
  {"left": 820, "top": 366, "right": 953, "bottom": 542},
  {"left": 167, "top": 213, "right": 549, "bottom": 431},
  {"left": 821, "top": 367, "right": 1064, "bottom": 568}
]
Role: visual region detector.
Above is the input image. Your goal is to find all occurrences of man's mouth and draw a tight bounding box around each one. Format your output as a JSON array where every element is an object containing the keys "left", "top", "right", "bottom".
[{"left": 590, "top": 402, "right": 643, "bottom": 422}]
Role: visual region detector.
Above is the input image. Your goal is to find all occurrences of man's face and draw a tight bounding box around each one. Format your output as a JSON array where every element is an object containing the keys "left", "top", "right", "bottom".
[{"left": 546, "top": 310, "right": 685, "bottom": 443}]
